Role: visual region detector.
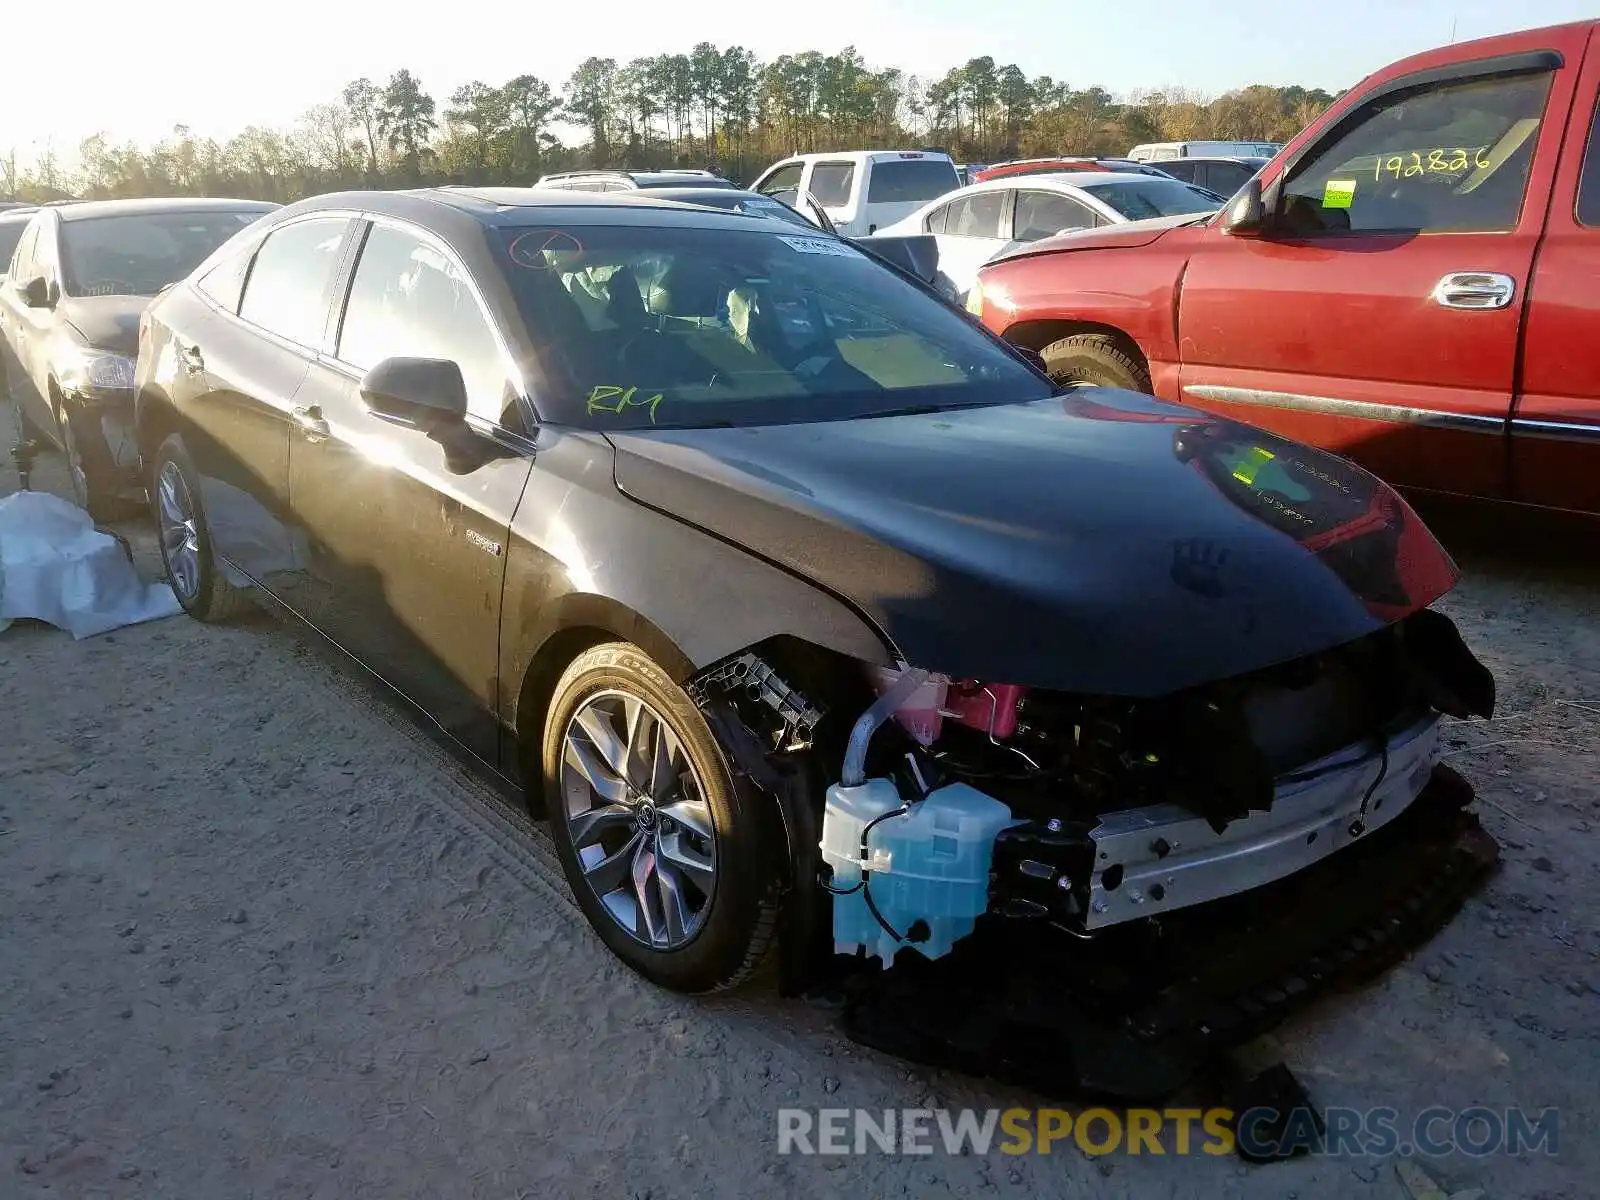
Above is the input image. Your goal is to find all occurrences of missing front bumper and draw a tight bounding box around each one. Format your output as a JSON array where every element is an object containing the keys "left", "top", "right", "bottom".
[
  {"left": 1084, "top": 713, "right": 1441, "bottom": 929},
  {"left": 838, "top": 763, "right": 1499, "bottom": 1099}
]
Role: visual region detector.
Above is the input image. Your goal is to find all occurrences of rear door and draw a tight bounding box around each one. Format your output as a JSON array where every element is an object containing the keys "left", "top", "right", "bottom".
[
  {"left": 286, "top": 217, "right": 533, "bottom": 762},
  {"left": 0, "top": 219, "right": 46, "bottom": 430},
  {"left": 1177, "top": 44, "right": 1582, "bottom": 499},
  {"left": 1515, "top": 35, "right": 1600, "bottom": 515},
  {"left": 167, "top": 214, "right": 354, "bottom": 585}
]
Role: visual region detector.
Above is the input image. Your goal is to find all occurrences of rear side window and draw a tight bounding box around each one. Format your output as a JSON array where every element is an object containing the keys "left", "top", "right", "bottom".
[
  {"left": 941, "top": 191, "right": 1006, "bottom": 238},
  {"left": 1578, "top": 95, "right": 1600, "bottom": 227},
  {"left": 809, "top": 161, "right": 856, "bottom": 207},
  {"left": 1279, "top": 70, "right": 1554, "bottom": 235},
  {"left": 239, "top": 217, "right": 351, "bottom": 347},
  {"left": 1160, "top": 160, "right": 1200, "bottom": 183},
  {"left": 867, "top": 159, "right": 961, "bottom": 204},
  {"left": 197, "top": 241, "right": 258, "bottom": 313},
  {"left": 0, "top": 220, "right": 28, "bottom": 272},
  {"left": 9, "top": 223, "right": 37, "bottom": 279}
]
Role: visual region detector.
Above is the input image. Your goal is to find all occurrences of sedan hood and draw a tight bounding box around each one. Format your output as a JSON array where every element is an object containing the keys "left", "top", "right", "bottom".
[
  {"left": 609, "top": 388, "right": 1459, "bottom": 696},
  {"left": 60, "top": 294, "right": 148, "bottom": 356}
]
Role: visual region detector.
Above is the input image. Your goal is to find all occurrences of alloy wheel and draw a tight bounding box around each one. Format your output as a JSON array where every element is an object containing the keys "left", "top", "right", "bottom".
[
  {"left": 156, "top": 461, "right": 201, "bottom": 601},
  {"left": 560, "top": 690, "right": 717, "bottom": 950}
]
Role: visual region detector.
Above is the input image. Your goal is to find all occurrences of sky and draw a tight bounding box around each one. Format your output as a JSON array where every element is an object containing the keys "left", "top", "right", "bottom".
[{"left": 5, "top": 0, "right": 1596, "bottom": 158}]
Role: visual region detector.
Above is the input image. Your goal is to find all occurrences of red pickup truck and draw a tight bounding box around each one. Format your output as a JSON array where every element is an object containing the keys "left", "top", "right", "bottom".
[{"left": 972, "top": 20, "right": 1600, "bottom": 517}]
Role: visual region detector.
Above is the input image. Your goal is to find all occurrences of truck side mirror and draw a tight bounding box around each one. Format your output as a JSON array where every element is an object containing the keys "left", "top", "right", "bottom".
[{"left": 1220, "top": 177, "right": 1267, "bottom": 237}]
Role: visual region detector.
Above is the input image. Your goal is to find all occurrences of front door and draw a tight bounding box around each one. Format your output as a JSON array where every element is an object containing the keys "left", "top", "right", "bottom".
[
  {"left": 286, "top": 218, "right": 533, "bottom": 763},
  {"left": 1176, "top": 57, "right": 1574, "bottom": 500}
]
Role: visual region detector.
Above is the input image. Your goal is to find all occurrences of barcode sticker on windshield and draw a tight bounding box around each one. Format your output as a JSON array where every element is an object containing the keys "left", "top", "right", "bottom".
[{"left": 778, "top": 236, "right": 860, "bottom": 257}]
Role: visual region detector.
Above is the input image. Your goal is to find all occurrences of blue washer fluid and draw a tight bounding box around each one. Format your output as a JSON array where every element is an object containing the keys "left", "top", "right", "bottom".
[{"left": 819, "top": 780, "right": 1019, "bottom": 967}]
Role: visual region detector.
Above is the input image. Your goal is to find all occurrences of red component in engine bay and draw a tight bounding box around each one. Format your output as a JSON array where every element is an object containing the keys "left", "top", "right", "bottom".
[{"left": 944, "top": 681, "right": 1027, "bottom": 740}]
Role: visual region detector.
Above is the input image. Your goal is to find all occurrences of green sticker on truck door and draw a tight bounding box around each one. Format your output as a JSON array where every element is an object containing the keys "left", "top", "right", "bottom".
[{"left": 1322, "top": 179, "right": 1356, "bottom": 209}]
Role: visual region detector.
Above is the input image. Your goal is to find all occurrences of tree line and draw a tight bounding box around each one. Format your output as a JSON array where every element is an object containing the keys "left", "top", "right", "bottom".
[{"left": 1, "top": 46, "right": 1338, "bottom": 203}]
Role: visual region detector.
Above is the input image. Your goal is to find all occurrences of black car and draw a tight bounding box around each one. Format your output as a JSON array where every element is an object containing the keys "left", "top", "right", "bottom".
[
  {"left": 134, "top": 186, "right": 1493, "bottom": 1001},
  {"left": 0, "top": 197, "right": 278, "bottom": 515},
  {"left": 1149, "top": 156, "right": 1269, "bottom": 197}
]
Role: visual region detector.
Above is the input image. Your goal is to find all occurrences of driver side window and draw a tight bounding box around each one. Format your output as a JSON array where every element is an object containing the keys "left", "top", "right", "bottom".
[
  {"left": 1278, "top": 70, "right": 1553, "bottom": 235},
  {"left": 757, "top": 162, "right": 804, "bottom": 207},
  {"left": 338, "top": 222, "right": 519, "bottom": 429}
]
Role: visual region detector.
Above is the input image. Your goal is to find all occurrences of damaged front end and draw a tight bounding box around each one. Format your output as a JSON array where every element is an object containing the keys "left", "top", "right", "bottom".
[{"left": 689, "top": 605, "right": 1499, "bottom": 1092}]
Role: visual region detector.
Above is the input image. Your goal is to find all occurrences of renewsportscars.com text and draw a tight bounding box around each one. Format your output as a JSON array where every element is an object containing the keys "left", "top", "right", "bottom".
[{"left": 776, "top": 1106, "right": 1559, "bottom": 1159}]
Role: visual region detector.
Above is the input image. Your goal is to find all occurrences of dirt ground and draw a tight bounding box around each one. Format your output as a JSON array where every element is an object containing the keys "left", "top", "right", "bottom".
[{"left": 2, "top": 406, "right": 1596, "bottom": 1199}]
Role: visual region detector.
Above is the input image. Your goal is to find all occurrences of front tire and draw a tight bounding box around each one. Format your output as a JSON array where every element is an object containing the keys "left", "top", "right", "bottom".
[
  {"left": 542, "top": 642, "right": 780, "bottom": 993},
  {"left": 151, "top": 433, "right": 251, "bottom": 622},
  {"left": 60, "top": 402, "right": 131, "bottom": 522},
  {"left": 1040, "top": 332, "right": 1152, "bottom": 392}
]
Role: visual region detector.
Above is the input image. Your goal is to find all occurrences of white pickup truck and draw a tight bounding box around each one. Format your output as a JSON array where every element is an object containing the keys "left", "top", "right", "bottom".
[{"left": 750, "top": 150, "right": 961, "bottom": 237}]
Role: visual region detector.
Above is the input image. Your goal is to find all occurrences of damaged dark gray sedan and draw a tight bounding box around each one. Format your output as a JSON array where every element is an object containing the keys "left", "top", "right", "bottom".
[{"left": 133, "top": 188, "right": 1497, "bottom": 1076}]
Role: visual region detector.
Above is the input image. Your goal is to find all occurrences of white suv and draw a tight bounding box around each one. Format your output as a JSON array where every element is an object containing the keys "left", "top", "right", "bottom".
[{"left": 750, "top": 151, "right": 960, "bottom": 238}]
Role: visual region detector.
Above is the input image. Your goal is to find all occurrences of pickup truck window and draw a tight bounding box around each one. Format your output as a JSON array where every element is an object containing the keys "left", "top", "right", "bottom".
[
  {"left": 1279, "top": 70, "right": 1553, "bottom": 235},
  {"left": 1579, "top": 96, "right": 1600, "bottom": 227}
]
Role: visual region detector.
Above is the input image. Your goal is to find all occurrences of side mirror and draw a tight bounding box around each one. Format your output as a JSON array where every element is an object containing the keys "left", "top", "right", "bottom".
[
  {"left": 359, "top": 357, "right": 469, "bottom": 432},
  {"left": 19, "top": 276, "right": 51, "bottom": 308},
  {"left": 1220, "top": 177, "right": 1268, "bottom": 237},
  {"left": 853, "top": 234, "right": 941, "bottom": 287}
]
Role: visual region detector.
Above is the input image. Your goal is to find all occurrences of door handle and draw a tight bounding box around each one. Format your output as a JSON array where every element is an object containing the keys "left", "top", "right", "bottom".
[
  {"left": 1431, "top": 272, "right": 1516, "bottom": 310},
  {"left": 177, "top": 341, "right": 205, "bottom": 374},
  {"left": 291, "top": 404, "right": 330, "bottom": 442}
]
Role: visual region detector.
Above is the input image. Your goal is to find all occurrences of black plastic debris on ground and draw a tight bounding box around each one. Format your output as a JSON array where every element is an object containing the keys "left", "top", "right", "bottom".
[{"left": 831, "top": 764, "right": 1499, "bottom": 1103}]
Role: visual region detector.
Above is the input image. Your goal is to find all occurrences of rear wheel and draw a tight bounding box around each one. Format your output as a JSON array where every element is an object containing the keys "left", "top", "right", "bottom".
[
  {"left": 1040, "top": 332, "right": 1152, "bottom": 392},
  {"left": 151, "top": 433, "right": 251, "bottom": 622},
  {"left": 542, "top": 641, "right": 780, "bottom": 993}
]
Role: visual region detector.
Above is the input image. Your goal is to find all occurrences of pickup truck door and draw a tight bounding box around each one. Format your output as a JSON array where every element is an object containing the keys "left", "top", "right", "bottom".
[
  {"left": 1515, "top": 34, "right": 1600, "bottom": 515},
  {"left": 1175, "top": 40, "right": 1585, "bottom": 500}
]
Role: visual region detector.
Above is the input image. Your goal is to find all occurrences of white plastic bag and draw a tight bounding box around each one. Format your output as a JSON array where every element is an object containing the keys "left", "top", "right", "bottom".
[{"left": 0, "top": 491, "right": 180, "bottom": 638}]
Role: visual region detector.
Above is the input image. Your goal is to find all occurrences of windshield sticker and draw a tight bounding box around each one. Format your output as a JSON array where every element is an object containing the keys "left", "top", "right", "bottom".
[
  {"left": 777, "top": 235, "right": 860, "bottom": 258},
  {"left": 1322, "top": 179, "right": 1356, "bottom": 209},
  {"left": 1229, "top": 445, "right": 1278, "bottom": 486},
  {"left": 507, "top": 229, "right": 585, "bottom": 269},
  {"left": 587, "top": 384, "right": 664, "bottom": 423}
]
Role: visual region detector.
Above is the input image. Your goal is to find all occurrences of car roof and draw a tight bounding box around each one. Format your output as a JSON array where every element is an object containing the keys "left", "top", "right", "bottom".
[
  {"left": 537, "top": 170, "right": 730, "bottom": 187},
  {"left": 780, "top": 150, "right": 954, "bottom": 164},
  {"left": 0, "top": 209, "right": 35, "bottom": 225},
  {"left": 50, "top": 197, "right": 279, "bottom": 222},
  {"left": 279, "top": 187, "right": 780, "bottom": 234}
]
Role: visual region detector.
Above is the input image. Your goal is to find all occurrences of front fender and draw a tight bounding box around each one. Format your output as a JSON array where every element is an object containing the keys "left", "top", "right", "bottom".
[{"left": 497, "top": 427, "right": 894, "bottom": 734}]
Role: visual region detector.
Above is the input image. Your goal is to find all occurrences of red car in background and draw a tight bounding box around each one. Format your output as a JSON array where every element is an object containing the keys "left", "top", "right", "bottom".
[
  {"left": 972, "top": 158, "right": 1173, "bottom": 183},
  {"left": 970, "top": 20, "right": 1600, "bottom": 518}
]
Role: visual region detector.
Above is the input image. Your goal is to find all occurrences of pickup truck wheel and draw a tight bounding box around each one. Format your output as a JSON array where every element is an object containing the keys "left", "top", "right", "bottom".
[
  {"left": 543, "top": 642, "right": 780, "bottom": 994},
  {"left": 1041, "top": 333, "right": 1152, "bottom": 392},
  {"left": 151, "top": 433, "right": 251, "bottom": 622}
]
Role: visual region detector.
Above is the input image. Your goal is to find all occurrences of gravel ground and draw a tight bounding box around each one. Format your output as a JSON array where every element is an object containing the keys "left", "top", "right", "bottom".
[{"left": 2, "top": 410, "right": 1596, "bottom": 1199}]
